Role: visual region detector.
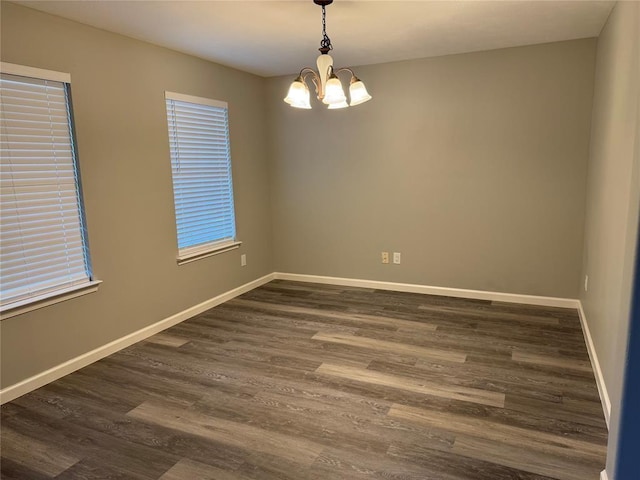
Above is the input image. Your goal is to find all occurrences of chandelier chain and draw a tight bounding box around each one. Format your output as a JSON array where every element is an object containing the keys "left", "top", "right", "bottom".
[{"left": 319, "top": 4, "right": 332, "bottom": 52}]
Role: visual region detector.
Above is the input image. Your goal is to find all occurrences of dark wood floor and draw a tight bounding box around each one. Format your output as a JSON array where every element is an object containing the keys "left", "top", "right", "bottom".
[{"left": 1, "top": 280, "right": 608, "bottom": 479}]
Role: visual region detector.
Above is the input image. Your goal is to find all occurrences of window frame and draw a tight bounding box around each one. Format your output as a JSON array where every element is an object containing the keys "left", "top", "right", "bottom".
[
  {"left": 164, "top": 91, "right": 240, "bottom": 265},
  {"left": 0, "top": 62, "right": 100, "bottom": 320}
]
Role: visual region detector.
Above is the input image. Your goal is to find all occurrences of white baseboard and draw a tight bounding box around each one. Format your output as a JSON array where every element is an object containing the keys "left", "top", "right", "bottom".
[
  {"left": 577, "top": 301, "right": 611, "bottom": 428},
  {"left": 2, "top": 269, "right": 610, "bottom": 433},
  {"left": 274, "top": 272, "right": 579, "bottom": 308},
  {"left": 0, "top": 273, "right": 275, "bottom": 405},
  {"left": 600, "top": 469, "right": 609, "bottom": 480}
]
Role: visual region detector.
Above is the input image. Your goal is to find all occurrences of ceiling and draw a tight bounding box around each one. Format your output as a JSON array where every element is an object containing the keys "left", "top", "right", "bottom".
[{"left": 15, "top": 1, "right": 614, "bottom": 77}]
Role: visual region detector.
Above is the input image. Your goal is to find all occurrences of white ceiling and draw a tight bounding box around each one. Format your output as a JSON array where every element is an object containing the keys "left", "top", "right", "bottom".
[{"left": 15, "top": 0, "right": 614, "bottom": 77}]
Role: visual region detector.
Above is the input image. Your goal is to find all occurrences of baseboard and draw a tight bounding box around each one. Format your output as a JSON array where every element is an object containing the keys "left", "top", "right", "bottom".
[
  {"left": 2, "top": 270, "right": 608, "bottom": 428},
  {"left": 577, "top": 301, "right": 611, "bottom": 428},
  {"left": 0, "top": 273, "right": 275, "bottom": 405},
  {"left": 273, "top": 272, "right": 579, "bottom": 308},
  {"left": 600, "top": 469, "right": 609, "bottom": 480}
]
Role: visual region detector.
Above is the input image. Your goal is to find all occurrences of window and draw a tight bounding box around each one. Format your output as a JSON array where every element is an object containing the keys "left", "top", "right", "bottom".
[
  {"left": 0, "top": 63, "right": 97, "bottom": 316},
  {"left": 165, "top": 92, "right": 239, "bottom": 264}
]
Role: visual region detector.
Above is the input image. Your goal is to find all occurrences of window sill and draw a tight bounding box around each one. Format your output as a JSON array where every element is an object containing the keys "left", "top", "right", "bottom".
[
  {"left": 177, "top": 241, "right": 242, "bottom": 265},
  {"left": 0, "top": 280, "right": 102, "bottom": 321}
]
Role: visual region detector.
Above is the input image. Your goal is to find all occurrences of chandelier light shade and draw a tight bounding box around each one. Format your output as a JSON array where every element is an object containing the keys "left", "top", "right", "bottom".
[
  {"left": 349, "top": 77, "right": 372, "bottom": 106},
  {"left": 323, "top": 74, "right": 347, "bottom": 105},
  {"left": 283, "top": 0, "right": 372, "bottom": 110},
  {"left": 284, "top": 77, "right": 311, "bottom": 109}
]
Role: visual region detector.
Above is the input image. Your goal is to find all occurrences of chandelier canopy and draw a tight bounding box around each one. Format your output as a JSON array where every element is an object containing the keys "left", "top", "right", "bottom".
[{"left": 284, "top": 0, "right": 372, "bottom": 110}]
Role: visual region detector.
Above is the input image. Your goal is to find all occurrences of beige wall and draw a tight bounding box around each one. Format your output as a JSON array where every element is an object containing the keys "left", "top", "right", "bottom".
[
  {"left": 267, "top": 39, "right": 596, "bottom": 298},
  {"left": 579, "top": 2, "right": 640, "bottom": 477},
  {"left": 0, "top": 3, "right": 273, "bottom": 388}
]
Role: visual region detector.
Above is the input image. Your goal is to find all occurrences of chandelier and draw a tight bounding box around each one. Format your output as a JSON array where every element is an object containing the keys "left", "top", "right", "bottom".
[{"left": 284, "top": 0, "right": 372, "bottom": 109}]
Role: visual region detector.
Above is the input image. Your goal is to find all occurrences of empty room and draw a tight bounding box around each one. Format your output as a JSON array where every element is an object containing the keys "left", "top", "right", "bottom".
[{"left": 1, "top": 1, "right": 638, "bottom": 479}]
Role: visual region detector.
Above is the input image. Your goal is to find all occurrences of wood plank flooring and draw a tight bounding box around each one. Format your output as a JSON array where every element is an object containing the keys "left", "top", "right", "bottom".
[{"left": 0, "top": 280, "right": 608, "bottom": 479}]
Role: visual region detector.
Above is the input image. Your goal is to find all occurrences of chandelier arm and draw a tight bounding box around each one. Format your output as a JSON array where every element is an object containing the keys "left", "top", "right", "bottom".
[
  {"left": 310, "top": 76, "right": 321, "bottom": 99},
  {"left": 333, "top": 67, "right": 356, "bottom": 79},
  {"left": 298, "top": 68, "right": 323, "bottom": 98},
  {"left": 299, "top": 67, "right": 319, "bottom": 78}
]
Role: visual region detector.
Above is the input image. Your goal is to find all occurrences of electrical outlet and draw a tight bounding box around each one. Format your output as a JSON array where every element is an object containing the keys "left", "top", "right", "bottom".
[
  {"left": 381, "top": 252, "right": 389, "bottom": 264},
  {"left": 584, "top": 275, "right": 588, "bottom": 292},
  {"left": 241, "top": 254, "right": 247, "bottom": 267},
  {"left": 393, "top": 252, "right": 401, "bottom": 264}
]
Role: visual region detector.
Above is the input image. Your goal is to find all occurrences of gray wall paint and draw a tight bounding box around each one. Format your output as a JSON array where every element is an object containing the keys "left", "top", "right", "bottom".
[
  {"left": 579, "top": 2, "right": 640, "bottom": 477},
  {"left": 0, "top": 3, "right": 273, "bottom": 388},
  {"left": 267, "top": 40, "right": 596, "bottom": 298}
]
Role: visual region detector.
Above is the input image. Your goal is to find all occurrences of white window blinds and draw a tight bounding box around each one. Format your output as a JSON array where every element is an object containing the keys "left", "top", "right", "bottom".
[
  {"left": 165, "top": 92, "right": 237, "bottom": 258},
  {"left": 0, "top": 70, "right": 92, "bottom": 308}
]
